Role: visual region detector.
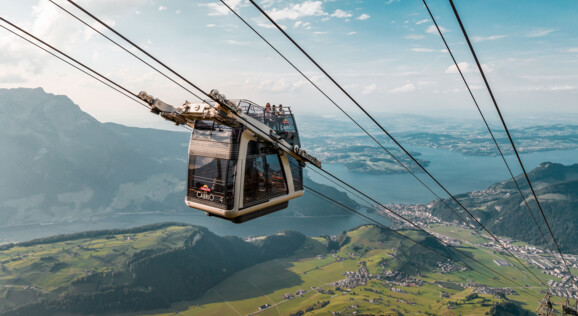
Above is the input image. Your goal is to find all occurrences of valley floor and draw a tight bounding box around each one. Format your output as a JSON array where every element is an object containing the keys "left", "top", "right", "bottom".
[{"left": 138, "top": 225, "right": 564, "bottom": 316}]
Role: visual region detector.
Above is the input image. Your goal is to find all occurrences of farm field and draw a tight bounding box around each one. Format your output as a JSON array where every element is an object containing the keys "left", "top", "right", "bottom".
[{"left": 144, "top": 225, "right": 551, "bottom": 315}]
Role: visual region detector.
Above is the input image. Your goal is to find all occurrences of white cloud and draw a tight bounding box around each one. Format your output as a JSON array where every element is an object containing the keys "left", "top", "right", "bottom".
[
  {"left": 78, "top": 0, "right": 150, "bottom": 17},
  {"left": 176, "top": 10, "right": 182, "bottom": 14},
  {"left": 416, "top": 19, "right": 428, "bottom": 25},
  {"left": 294, "top": 21, "right": 311, "bottom": 29},
  {"left": 385, "top": 0, "right": 400, "bottom": 4},
  {"left": 0, "top": 72, "right": 26, "bottom": 83},
  {"left": 259, "top": 79, "right": 289, "bottom": 92},
  {"left": 260, "top": 0, "right": 279, "bottom": 8},
  {"left": 445, "top": 62, "right": 471, "bottom": 73},
  {"left": 331, "top": 9, "right": 352, "bottom": 18},
  {"left": 268, "top": 1, "right": 327, "bottom": 20},
  {"left": 526, "top": 29, "right": 555, "bottom": 38},
  {"left": 566, "top": 48, "right": 578, "bottom": 53},
  {"left": 158, "top": 6, "right": 167, "bottom": 11},
  {"left": 426, "top": 25, "right": 447, "bottom": 34},
  {"left": 347, "top": 32, "right": 356, "bottom": 36},
  {"left": 405, "top": 34, "right": 425, "bottom": 40},
  {"left": 0, "top": 0, "right": 127, "bottom": 80},
  {"left": 392, "top": 71, "right": 420, "bottom": 77},
  {"left": 357, "top": 14, "right": 370, "bottom": 21},
  {"left": 225, "top": 40, "right": 248, "bottom": 45},
  {"left": 527, "top": 85, "right": 575, "bottom": 91},
  {"left": 390, "top": 83, "right": 415, "bottom": 94},
  {"left": 445, "top": 62, "right": 492, "bottom": 74},
  {"left": 361, "top": 84, "right": 377, "bottom": 95},
  {"left": 30, "top": 1, "right": 84, "bottom": 48},
  {"left": 471, "top": 35, "right": 507, "bottom": 42},
  {"left": 519, "top": 75, "right": 578, "bottom": 81},
  {"left": 200, "top": 0, "right": 242, "bottom": 16},
  {"left": 257, "top": 78, "right": 309, "bottom": 93},
  {"left": 257, "top": 22, "right": 287, "bottom": 30},
  {"left": 548, "top": 85, "right": 574, "bottom": 91},
  {"left": 206, "top": 24, "right": 216, "bottom": 28},
  {"left": 411, "top": 48, "right": 435, "bottom": 52}
]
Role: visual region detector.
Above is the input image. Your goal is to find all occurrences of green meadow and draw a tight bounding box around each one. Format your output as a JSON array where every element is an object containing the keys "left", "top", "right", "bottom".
[{"left": 0, "top": 223, "right": 562, "bottom": 315}]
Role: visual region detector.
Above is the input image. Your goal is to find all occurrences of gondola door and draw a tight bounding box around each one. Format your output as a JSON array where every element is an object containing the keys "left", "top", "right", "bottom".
[{"left": 231, "top": 130, "right": 302, "bottom": 222}]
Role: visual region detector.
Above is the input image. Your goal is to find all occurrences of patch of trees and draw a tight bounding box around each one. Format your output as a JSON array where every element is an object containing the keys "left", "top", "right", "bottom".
[
  {"left": 290, "top": 300, "right": 330, "bottom": 316},
  {"left": 430, "top": 166, "right": 578, "bottom": 254},
  {"left": 322, "top": 230, "right": 350, "bottom": 251},
  {"left": 488, "top": 301, "right": 530, "bottom": 316},
  {"left": 1, "top": 286, "right": 170, "bottom": 316},
  {"left": 0, "top": 222, "right": 190, "bottom": 251},
  {"left": 1, "top": 227, "right": 307, "bottom": 315}
]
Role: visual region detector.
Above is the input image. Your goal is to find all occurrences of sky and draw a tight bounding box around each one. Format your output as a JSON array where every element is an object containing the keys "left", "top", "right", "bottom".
[{"left": 0, "top": 0, "right": 577, "bottom": 129}]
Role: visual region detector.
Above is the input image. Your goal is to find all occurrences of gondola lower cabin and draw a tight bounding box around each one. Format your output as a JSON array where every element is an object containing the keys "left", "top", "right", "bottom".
[{"left": 186, "top": 100, "right": 305, "bottom": 223}]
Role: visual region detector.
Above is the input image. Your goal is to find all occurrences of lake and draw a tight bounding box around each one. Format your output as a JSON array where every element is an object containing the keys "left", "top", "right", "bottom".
[
  {"left": 309, "top": 147, "right": 578, "bottom": 204},
  {"left": 1, "top": 147, "right": 577, "bottom": 242}
]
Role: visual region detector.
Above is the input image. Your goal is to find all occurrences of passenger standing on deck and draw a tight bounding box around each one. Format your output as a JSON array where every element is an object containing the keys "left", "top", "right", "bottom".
[
  {"left": 265, "top": 103, "right": 272, "bottom": 121},
  {"left": 278, "top": 104, "right": 285, "bottom": 115}
]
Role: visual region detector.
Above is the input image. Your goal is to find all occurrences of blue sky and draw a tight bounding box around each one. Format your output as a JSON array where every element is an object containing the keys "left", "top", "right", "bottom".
[{"left": 0, "top": 0, "right": 576, "bottom": 128}]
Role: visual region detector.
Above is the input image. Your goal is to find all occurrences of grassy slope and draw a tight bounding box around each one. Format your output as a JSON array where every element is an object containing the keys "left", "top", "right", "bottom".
[
  {"left": 142, "top": 225, "right": 549, "bottom": 316},
  {"left": 0, "top": 226, "right": 194, "bottom": 311},
  {"left": 0, "top": 224, "right": 559, "bottom": 315}
]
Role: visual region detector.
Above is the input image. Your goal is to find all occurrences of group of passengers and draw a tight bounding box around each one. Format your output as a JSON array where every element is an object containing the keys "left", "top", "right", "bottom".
[
  {"left": 264, "top": 103, "right": 294, "bottom": 131},
  {"left": 264, "top": 102, "right": 285, "bottom": 116}
]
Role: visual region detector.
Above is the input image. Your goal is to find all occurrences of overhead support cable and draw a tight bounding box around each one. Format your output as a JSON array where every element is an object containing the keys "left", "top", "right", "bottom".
[
  {"left": 421, "top": 0, "right": 557, "bottom": 263},
  {"left": 3, "top": 5, "right": 537, "bottom": 296},
  {"left": 448, "top": 0, "right": 576, "bottom": 287},
  {"left": 304, "top": 184, "right": 537, "bottom": 293},
  {"left": 221, "top": 0, "right": 541, "bottom": 279},
  {"left": 49, "top": 0, "right": 204, "bottom": 102},
  {"left": 58, "top": 0, "right": 545, "bottom": 290},
  {"left": 219, "top": 0, "right": 476, "bottom": 230},
  {"left": 0, "top": 16, "right": 140, "bottom": 103},
  {"left": 0, "top": 20, "right": 196, "bottom": 134},
  {"left": 246, "top": 0, "right": 547, "bottom": 287},
  {"left": 65, "top": 0, "right": 214, "bottom": 104},
  {"left": 306, "top": 168, "right": 544, "bottom": 294},
  {"left": 0, "top": 23, "right": 148, "bottom": 109}
]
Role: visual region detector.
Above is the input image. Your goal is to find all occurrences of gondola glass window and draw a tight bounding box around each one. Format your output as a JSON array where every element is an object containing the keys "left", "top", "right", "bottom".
[
  {"left": 188, "top": 157, "right": 235, "bottom": 209},
  {"left": 266, "top": 153, "right": 287, "bottom": 197},
  {"left": 243, "top": 142, "right": 288, "bottom": 207},
  {"left": 287, "top": 155, "right": 303, "bottom": 191},
  {"left": 187, "top": 121, "right": 239, "bottom": 210}
]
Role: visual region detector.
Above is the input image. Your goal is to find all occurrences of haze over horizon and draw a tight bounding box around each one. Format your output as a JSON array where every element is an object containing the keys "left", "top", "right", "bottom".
[{"left": 0, "top": 0, "right": 576, "bottom": 129}]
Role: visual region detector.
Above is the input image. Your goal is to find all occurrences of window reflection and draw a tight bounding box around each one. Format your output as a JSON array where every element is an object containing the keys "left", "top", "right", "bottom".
[{"left": 243, "top": 142, "right": 288, "bottom": 207}]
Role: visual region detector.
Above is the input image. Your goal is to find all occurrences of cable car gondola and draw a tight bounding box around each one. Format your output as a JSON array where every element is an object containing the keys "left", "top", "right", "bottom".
[{"left": 138, "top": 91, "right": 320, "bottom": 223}]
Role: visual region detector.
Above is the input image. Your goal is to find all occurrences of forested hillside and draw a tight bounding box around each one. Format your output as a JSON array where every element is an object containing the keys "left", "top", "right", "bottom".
[
  {"left": 0, "top": 224, "right": 306, "bottom": 315},
  {"left": 430, "top": 162, "right": 578, "bottom": 253}
]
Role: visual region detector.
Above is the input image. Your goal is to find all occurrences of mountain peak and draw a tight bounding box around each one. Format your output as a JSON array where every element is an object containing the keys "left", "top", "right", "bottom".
[{"left": 0, "top": 87, "right": 99, "bottom": 134}]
